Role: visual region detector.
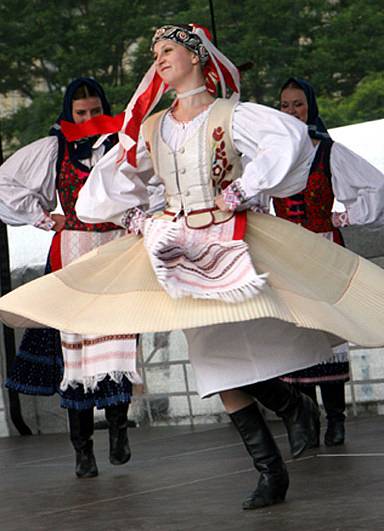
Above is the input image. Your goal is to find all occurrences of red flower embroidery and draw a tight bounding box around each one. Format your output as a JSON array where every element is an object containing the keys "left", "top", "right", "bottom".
[
  {"left": 273, "top": 157, "right": 336, "bottom": 234},
  {"left": 212, "top": 165, "right": 222, "bottom": 177},
  {"left": 212, "top": 127, "right": 224, "bottom": 141},
  {"left": 57, "top": 149, "right": 120, "bottom": 233},
  {"left": 211, "top": 124, "right": 238, "bottom": 191}
]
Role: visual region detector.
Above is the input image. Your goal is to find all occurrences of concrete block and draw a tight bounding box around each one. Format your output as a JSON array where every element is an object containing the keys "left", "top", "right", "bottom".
[{"left": 341, "top": 225, "right": 384, "bottom": 260}]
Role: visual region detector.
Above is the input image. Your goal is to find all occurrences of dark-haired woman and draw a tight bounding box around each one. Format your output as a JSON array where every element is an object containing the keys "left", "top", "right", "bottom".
[
  {"left": 0, "top": 78, "right": 140, "bottom": 478},
  {"left": 275, "top": 77, "right": 384, "bottom": 446}
]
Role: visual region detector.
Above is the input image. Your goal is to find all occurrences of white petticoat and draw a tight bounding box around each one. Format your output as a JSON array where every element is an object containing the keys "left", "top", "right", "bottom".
[{"left": 185, "top": 319, "right": 334, "bottom": 398}]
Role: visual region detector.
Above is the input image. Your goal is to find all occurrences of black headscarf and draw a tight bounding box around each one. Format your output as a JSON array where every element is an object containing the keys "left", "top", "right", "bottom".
[
  {"left": 49, "top": 77, "right": 115, "bottom": 165},
  {"left": 280, "top": 77, "right": 331, "bottom": 141}
]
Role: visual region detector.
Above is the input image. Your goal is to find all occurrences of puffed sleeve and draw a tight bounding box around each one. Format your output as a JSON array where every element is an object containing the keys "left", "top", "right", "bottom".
[
  {"left": 76, "top": 133, "right": 158, "bottom": 227},
  {"left": 0, "top": 137, "right": 58, "bottom": 229},
  {"left": 330, "top": 142, "right": 384, "bottom": 226},
  {"left": 221, "top": 102, "right": 314, "bottom": 209}
]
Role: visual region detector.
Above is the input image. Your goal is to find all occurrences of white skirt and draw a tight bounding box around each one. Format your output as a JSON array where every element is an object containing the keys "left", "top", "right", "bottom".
[{"left": 185, "top": 319, "right": 333, "bottom": 398}]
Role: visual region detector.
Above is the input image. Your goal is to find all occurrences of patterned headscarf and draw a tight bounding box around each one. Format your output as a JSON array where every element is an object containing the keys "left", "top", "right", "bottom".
[
  {"left": 280, "top": 77, "right": 331, "bottom": 140},
  {"left": 50, "top": 77, "right": 115, "bottom": 163},
  {"left": 151, "top": 24, "right": 209, "bottom": 65}
]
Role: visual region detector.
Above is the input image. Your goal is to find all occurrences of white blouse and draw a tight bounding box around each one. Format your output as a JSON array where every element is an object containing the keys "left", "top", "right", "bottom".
[
  {"left": 0, "top": 136, "right": 106, "bottom": 228},
  {"left": 76, "top": 102, "right": 316, "bottom": 225},
  {"left": 1, "top": 103, "right": 382, "bottom": 230},
  {"left": 77, "top": 102, "right": 384, "bottom": 228},
  {"left": 330, "top": 142, "right": 384, "bottom": 226}
]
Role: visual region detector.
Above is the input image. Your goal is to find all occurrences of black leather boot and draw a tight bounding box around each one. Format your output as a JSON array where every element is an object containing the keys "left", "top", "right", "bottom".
[
  {"left": 242, "top": 379, "right": 320, "bottom": 458},
  {"left": 321, "top": 382, "right": 346, "bottom": 446},
  {"left": 75, "top": 440, "right": 98, "bottom": 478},
  {"left": 324, "top": 418, "right": 345, "bottom": 446},
  {"left": 68, "top": 408, "right": 98, "bottom": 478},
  {"left": 229, "top": 402, "right": 289, "bottom": 510},
  {"left": 105, "top": 403, "right": 131, "bottom": 465}
]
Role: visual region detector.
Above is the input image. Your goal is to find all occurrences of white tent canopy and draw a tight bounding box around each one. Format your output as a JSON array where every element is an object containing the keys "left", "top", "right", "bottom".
[{"left": 330, "top": 118, "right": 384, "bottom": 172}]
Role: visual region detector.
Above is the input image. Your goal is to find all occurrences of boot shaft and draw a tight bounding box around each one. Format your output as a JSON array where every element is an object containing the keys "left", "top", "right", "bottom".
[
  {"left": 67, "top": 408, "right": 94, "bottom": 452},
  {"left": 229, "top": 402, "right": 284, "bottom": 472}
]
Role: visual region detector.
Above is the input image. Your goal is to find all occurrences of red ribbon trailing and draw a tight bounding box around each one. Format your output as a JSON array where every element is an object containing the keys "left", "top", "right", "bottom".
[
  {"left": 124, "top": 73, "right": 165, "bottom": 167},
  {"left": 60, "top": 112, "right": 125, "bottom": 142}
]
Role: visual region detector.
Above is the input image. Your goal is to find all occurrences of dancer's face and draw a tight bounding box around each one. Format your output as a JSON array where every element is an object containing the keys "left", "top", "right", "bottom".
[
  {"left": 72, "top": 97, "right": 103, "bottom": 123},
  {"left": 280, "top": 87, "right": 308, "bottom": 123},
  {"left": 153, "top": 40, "right": 199, "bottom": 87}
]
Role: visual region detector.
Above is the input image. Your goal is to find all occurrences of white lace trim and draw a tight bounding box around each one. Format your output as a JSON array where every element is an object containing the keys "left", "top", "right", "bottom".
[{"left": 60, "top": 370, "right": 143, "bottom": 393}]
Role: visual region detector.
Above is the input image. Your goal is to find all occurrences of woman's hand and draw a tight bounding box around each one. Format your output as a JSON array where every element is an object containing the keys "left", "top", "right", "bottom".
[
  {"left": 51, "top": 213, "right": 66, "bottom": 232},
  {"left": 332, "top": 211, "right": 350, "bottom": 228},
  {"left": 121, "top": 207, "right": 148, "bottom": 235},
  {"left": 215, "top": 194, "right": 232, "bottom": 212}
]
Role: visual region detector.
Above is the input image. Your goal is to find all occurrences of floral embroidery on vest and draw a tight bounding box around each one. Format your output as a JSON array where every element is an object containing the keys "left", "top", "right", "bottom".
[
  {"left": 57, "top": 147, "right": 120, "bottom": 232},
  {"left": 273, "top": 140, "right": 344, "bottom": 245},
  {"left": 212, "top": 127, "right": 234, "bottom": 190}
]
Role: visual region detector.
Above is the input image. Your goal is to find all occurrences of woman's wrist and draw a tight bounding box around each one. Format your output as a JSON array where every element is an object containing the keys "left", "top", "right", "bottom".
[
  {"left": 121, "top": 207, "right": 148, "bottom": 235},
  {"left": 221, "top": 179, "right": 247, "bottom": 211},
  {"left": 33, "top": 211, "right": 56, "bottom": 231},
  {"left": 332, "top": 211, "right": 350, "bottom": 228}
]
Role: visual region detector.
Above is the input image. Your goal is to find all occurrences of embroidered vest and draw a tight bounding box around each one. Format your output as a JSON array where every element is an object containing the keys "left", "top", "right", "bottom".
[
  {"left": 142, "top": 99, "right": 242, "bottom": 228},
  {"left": 273, "top": 140, "right": 343, "bottom": 244},
  {"left": 57, "top": 146, "right": 120, "bottom": 232}
]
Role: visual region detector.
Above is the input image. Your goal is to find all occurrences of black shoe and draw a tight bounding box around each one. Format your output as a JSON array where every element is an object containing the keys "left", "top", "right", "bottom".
[
  {"left": 241, "top": 380, "right": 320, "bottom": 458},
  {"left": 243, "top": 468, "right": 289, "bottom": 510},
  {"left": 105, "top": 404, "right": 132, "bottom": 465},
  {"left": 324, "top": 419, "right": 345, "bottom": 446},
  {"left": 75, "top": 443, "right": 98, "bottom": 478},
  {"left": 109, "top": 423, "right": 131, "bottom": 465},
  {"left": 283, "top": 394, "right": 320, "bottom": 458},
  {"left": 67, "top": 409, "right": 98, "bottom": 478},
  {"left": 229, "top": 402, "right": 289, "bottom": 511}
]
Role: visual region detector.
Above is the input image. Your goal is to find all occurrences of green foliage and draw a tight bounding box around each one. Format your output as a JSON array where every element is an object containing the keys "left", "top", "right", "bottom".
[
  {"left": 1, "top": 92, "right": 62, "bottom": 151},
  {"left": 318, "top": 73, "right": 384, "bottom": 128},
  {"left": 0, "top": 0, "right": 383, "bottom": 148},
  {"left": 0, "top": 0, "right": 180, "bottom": 146}
]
